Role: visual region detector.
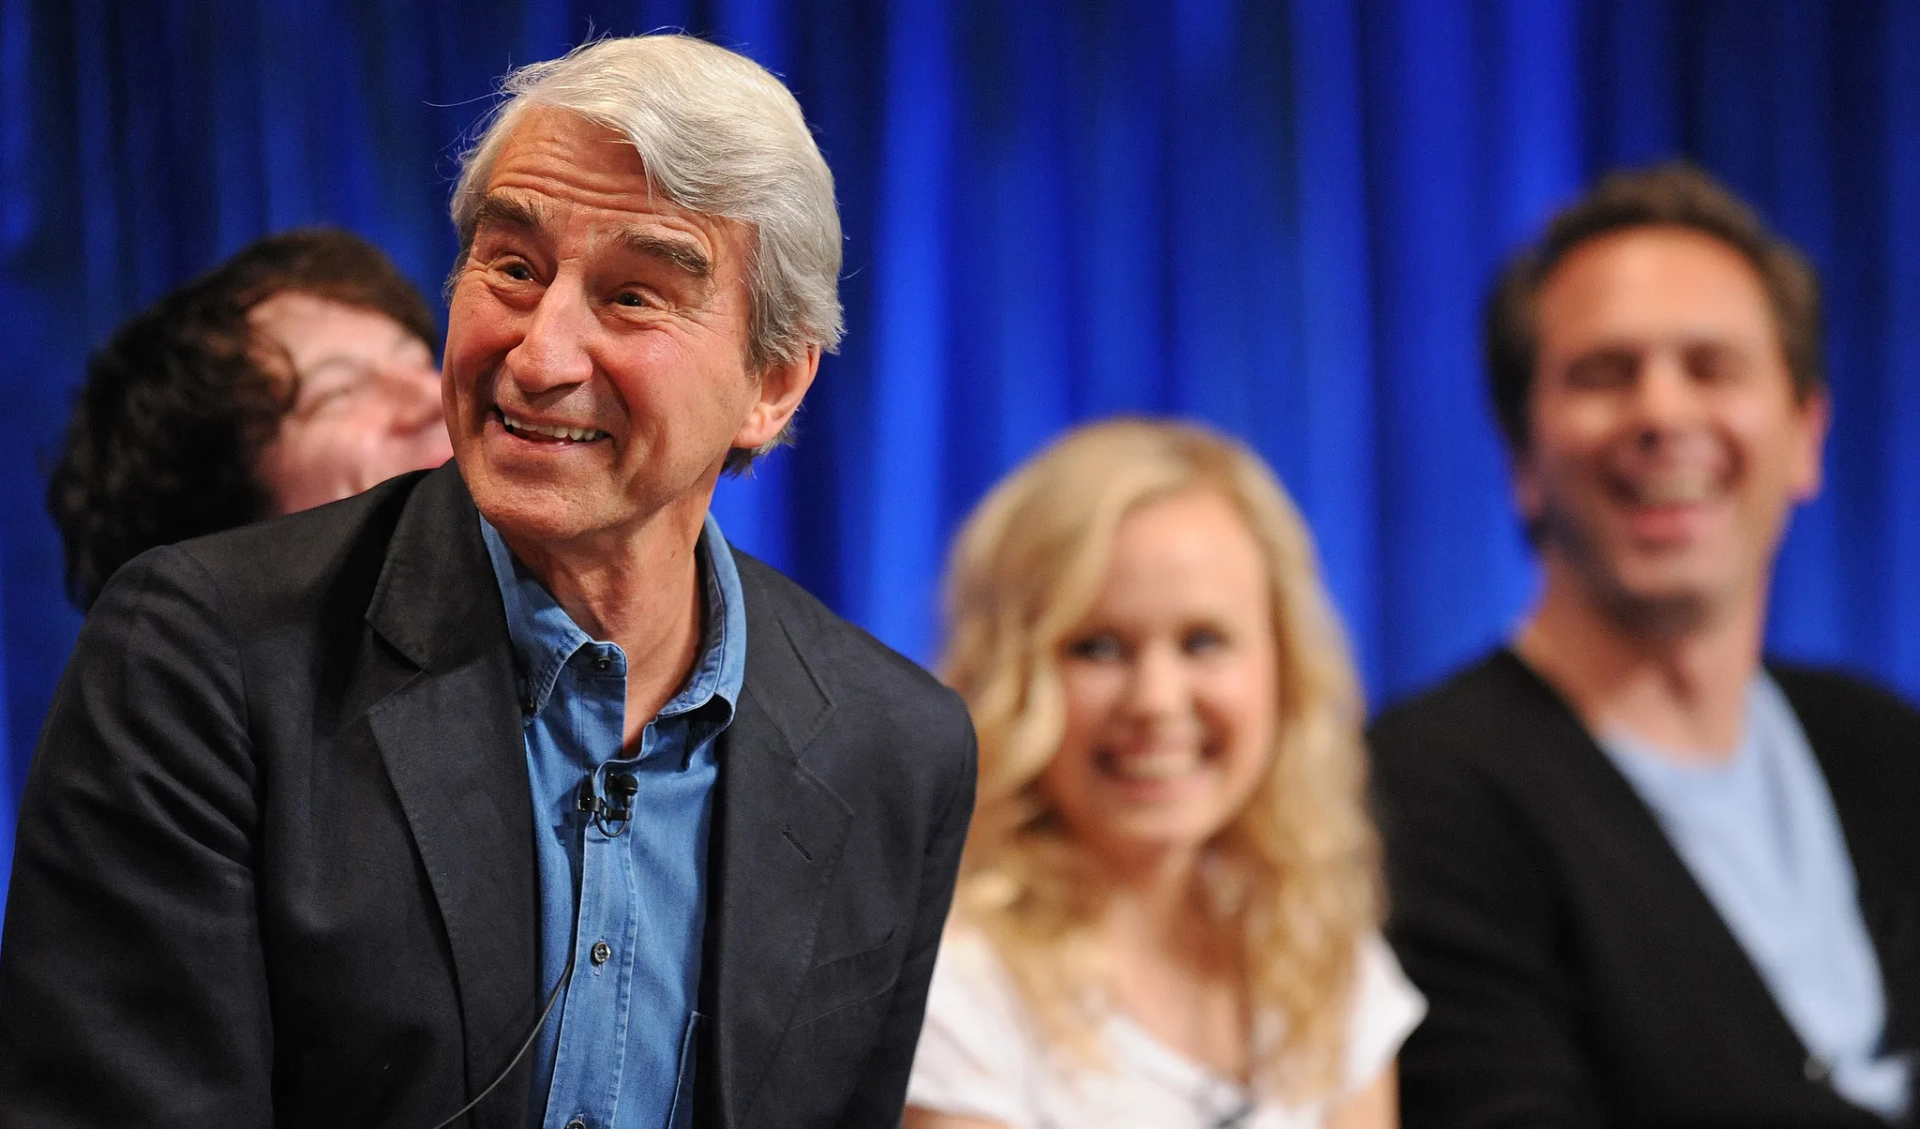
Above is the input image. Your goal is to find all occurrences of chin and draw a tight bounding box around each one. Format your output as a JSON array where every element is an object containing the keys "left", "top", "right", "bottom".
[
  {"left": 1567, "top": 532, "right": 1733, "bottom": 629},
  {"left": 467, "top": 477, "right": 598, "bottom": 545},
  {"left": 1084, "top": 810, "right": 1235, "bottom": 862},
  {"left": 1597, "top": 572, "right": 1718, "bottom": 634}
]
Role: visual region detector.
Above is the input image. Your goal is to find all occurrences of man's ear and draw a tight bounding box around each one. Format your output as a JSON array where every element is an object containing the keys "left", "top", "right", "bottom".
[
  {"left": 733, "top": 344, "right": 821, "bottom": 452},
  {"left": 1789, "top": 387, "right": 1831, "bottom": 503}
]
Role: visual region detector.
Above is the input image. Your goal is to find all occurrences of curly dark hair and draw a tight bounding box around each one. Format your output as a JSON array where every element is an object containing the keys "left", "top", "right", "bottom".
[
  {"left": 1484, "top": 162, "right": 1825, "bottom": 455},
  {"left": 48, "top": 227, "right": 438, "bottom": 608}
]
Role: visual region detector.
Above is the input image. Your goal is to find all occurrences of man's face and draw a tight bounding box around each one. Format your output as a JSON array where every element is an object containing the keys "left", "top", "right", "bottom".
[
  {"left": 1517, "top": 225, "right": 1829, "bottom": 629},
  {"left": 443, "top": 108, "right": 816, "bottom": 554},
  {"left": 251, "top": 292, "right": 451, "bottom": 515}
]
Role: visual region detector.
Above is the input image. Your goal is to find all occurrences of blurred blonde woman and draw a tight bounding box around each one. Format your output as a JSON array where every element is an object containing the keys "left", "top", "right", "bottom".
[{"left": 905, "top": 419, "right": 1423, "bottom": 1129}]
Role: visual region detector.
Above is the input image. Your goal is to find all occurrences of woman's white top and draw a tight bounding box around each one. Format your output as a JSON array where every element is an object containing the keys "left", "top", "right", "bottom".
[{"left": 906, "top": 926, "right": 1425, "bottom": 1129}]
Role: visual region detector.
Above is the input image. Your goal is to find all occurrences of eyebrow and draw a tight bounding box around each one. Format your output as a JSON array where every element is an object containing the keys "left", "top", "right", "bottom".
[
  {"left": 469, "top": 190, "right": 714, "bottom": 285},
  {"left": 616, "top": 228, "right": 712, "bottom": 280},
  {"left": 470, "top": 192, "right": 549, "bottom": 235}
]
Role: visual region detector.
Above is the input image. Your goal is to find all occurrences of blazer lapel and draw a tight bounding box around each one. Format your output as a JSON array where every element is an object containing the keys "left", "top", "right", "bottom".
[
  {"left": 704, "top": 561, "right": 854, "bottom": 1126},
  {"left": 365, "top": 465, "right": 540, "bottom": 1129}
]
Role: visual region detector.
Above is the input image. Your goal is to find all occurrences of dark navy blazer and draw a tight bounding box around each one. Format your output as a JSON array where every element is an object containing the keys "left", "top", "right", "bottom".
[{"left": 0, "top": 462, "right": 977, "bottom": 1129}]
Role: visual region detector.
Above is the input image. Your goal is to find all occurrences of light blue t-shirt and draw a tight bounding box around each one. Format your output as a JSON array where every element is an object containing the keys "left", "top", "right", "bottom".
[{"left": 1600, "top": 674, "right": 1909, "bottom": 1120}]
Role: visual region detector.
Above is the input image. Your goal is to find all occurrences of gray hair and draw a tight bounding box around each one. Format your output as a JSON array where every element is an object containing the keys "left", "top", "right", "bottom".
[{"left": 450, "top": 35, "right": 844, "bottom": 471}]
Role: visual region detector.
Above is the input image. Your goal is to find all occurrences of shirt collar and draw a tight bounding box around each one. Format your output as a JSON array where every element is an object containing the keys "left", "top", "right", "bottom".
[{"left": 479, "top": 512, "right": 748, "bottom": 726}]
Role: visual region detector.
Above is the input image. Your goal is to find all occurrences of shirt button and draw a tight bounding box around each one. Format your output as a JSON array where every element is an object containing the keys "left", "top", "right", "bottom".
[
  {"left": 590, "top": 940, "right": 612, "bottom": 966},
  {"left": 565, "top": 1119, "right": 587, "bottom": 1129},
  {"left": 592, "top": 655, "right": 613, "bottom": 673}
]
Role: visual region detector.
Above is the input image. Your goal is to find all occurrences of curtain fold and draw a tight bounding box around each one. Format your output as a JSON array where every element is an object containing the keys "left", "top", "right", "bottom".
[{"left": 6, "top": 0, "right": 1920, "bottom": 915}]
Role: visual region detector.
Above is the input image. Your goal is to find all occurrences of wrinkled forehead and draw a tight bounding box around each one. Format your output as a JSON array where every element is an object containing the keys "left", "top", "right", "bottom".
[{"left": 473, "top": 108, "right": 750, "bottom": 280}]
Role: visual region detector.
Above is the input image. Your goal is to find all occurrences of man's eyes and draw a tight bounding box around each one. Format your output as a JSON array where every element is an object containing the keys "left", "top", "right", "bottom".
[
  {"left": 1565, "top": 353, "right": 1636, "bottom": 388},
  {"left": 1687, "top": 346, "right": 1747, "bottom": 383},
  {"left": 293, "top": 370, "right": 372, "bottom": 416}
]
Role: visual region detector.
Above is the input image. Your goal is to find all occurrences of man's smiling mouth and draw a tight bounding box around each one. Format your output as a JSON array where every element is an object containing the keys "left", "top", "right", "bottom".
[{"left": 496, "top": 409, "right": 610, "bottom": 443}]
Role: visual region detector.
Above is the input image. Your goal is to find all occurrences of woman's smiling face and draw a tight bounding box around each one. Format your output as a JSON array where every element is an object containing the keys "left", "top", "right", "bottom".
[{"left": 1044, "top": 488, "right": 1279, "bottom": 869}]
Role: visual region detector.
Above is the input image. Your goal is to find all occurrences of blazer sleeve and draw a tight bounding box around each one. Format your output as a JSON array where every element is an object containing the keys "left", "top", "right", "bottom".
[
  {"left": 0, "top": 547, "right": 273, "bottom": 1128},
  {"left": 1370, "top": 721, "right": 1604, "bottom": 1129},
  {"left": 835, "top": 722, "right": 977, "bottom": 1128}
]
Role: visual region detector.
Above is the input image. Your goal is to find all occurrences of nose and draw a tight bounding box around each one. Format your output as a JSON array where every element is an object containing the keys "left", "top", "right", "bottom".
[
  {"left": 380, "top": 359, "right": 445, "bottom": 434},
  {"left": 1121, "top": 642, "right": 1191, "bottom": 723},
  {"left": 504, "top": 283, "right": 596, "bottom": 395},
  {"left": 1630, "top": 352, "right": 1704, "bottom": 435}
]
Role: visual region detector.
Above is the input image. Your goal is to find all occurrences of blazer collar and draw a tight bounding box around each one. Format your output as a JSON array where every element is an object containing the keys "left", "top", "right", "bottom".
[
  {"left": 703, "top": 555, "right": 854, "bottom": 1126},
  {"left": 365, "top": 462, "right": 494, "bottom": 671},
  {"left": 364, "top": 463, "right": 541, "bottom": 1129}
]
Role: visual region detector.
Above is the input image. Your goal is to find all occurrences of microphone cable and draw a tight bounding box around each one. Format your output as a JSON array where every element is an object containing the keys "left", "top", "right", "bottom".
[
  {"left": 421, "top": 920, "right": 580, "bottom": 1128},
  {"left": 422, "top": 768, "right": 632, "bottom": 1128},
  {"left": 421, "top": 941, "right": 575, "bottom": 1129}
]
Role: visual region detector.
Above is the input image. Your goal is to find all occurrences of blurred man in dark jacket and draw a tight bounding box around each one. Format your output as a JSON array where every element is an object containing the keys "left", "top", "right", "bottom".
[{"left": 1373, "top": 165, "right": 1919, "bottom": 1129}]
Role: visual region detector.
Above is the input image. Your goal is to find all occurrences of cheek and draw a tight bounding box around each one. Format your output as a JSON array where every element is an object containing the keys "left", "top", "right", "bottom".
[
  {"left": 284, "top": 418, "right": 378, "bottom": 477},
  {"left": 444, "top": 295, "right": 515, "bottom": 383},
  {"left": 599, "top": 337, "right": 711, "bottom": 431},
  {"left": 255, "top": 421, "right": 358, "bottom": 513},
  {"left": 1057, "top": 666, "right": 1123, "bottom": 744},
  {"left": 1196, "top": 659, "right": 1277, "bottom": 758},
  {"left": 1531, "top": 398, "right": 1618, "bottom": 469}
]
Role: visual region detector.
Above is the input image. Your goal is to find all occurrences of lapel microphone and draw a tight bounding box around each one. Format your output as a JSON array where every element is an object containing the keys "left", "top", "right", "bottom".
[
  {"left": 423, "top": 764, "right": 641, "bottom": 1128},
  {"left": 419, "top": 770, "right": 642, "bottom": 1128},
  {"left": 577, "top": 771, "right": 640, "bottom": 837}
]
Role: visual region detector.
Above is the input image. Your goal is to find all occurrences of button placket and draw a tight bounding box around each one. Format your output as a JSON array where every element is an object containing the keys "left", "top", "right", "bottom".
[{"left": 545, "top": 785, "right": 631, "bottom": 1128}]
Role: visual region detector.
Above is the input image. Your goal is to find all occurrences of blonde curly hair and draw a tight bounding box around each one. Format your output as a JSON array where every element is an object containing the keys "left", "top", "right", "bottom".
[{"left": 939, "top": 417, "right": 1382, "bottom": 1099}]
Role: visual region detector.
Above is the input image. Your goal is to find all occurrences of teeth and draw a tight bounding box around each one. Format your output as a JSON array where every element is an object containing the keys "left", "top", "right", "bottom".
[
  {"left": 1634, "top": 470, "right": 1713, "bottom": 505},
  {"left": 502, "top": 412, "right": 607, "bottom": 442},
  {"left": 1102, "top": 748, "right": 1201, "bottom": 782}
]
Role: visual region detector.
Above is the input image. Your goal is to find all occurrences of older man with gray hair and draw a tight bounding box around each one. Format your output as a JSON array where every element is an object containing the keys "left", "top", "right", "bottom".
[{"left": 0, "top": 34, "right": 976, "bottom": 1129}]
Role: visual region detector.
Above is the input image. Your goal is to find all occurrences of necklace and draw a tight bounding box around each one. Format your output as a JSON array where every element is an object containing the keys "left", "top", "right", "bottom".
[
  {"left": 1205, "top": 1090, "right": 1251, "bottom": 1121},
  {"left": 1195, "top": 1077, "right": 1255, "bottom": 1129}
]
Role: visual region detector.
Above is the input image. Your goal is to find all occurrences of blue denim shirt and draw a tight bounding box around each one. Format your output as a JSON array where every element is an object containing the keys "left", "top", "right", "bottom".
[{"left": 480, "top": 514, "right": 747, "bottom": 1129}]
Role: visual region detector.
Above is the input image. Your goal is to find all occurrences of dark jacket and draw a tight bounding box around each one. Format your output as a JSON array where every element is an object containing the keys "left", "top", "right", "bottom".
[
  {"left": 0, "top": 462, "right": 977, "bottom": 1129},
  {"left": 1371, "top": 648, "right": 1920, "bottom": 1129}
]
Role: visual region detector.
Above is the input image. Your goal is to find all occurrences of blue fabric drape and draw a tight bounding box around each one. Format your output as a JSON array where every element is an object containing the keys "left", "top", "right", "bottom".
[{"left": 6, "top": 1, "right": 1920, "bottom": 919}]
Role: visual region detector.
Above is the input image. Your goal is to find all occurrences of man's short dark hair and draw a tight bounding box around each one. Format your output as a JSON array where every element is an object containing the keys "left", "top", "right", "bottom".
[
  {"left": 48, "top": 227, "right": 438, "bottom": 609},
  {"left": 1483, "top": 163, "right": 1825, "bottom": 454}
]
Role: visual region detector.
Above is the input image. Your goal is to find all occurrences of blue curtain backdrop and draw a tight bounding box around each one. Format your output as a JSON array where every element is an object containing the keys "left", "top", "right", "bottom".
[{"left": 5, "top": 0, "right": 1920, "bottom": 912}]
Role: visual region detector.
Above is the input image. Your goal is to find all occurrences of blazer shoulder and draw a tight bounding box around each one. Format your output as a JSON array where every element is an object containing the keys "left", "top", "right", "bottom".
[
  {"left": 1769, "top": 660, "right": 1920, "bottom": 737},
  {"left": 1769, "top": 661, "right": 1920, "bottom": 814},
  {"left": 730, "top": 551, "right": 969, "bottom": 734},
  {"left": 139, "top": 470, "right": 430, "bottom": 631},
  {"left": 1370, "top": 649, "right": 1548, "bottom": 766}
]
